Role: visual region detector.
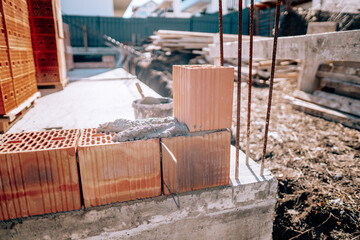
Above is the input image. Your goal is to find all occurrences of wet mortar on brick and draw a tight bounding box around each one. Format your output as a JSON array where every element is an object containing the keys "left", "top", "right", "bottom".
[{"left": 96, "top": 117, "right": 190, "bottom": 142}]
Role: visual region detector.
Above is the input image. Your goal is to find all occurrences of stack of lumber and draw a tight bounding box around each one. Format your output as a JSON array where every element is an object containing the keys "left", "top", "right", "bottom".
[
  {"left": 0, "top": 0, "right": 38, "bottom": 117},
  {"left": 27, "top": 0, "right": 68, "bottom": 89},
  {"left": 287, "top": 61, "right": 360, "bottom": 130},
  {"left": 231, "top": 59, "right": 300, "bottom": 85},
  {"left": 150, "top": 30, "right": 238, "bottom": 52}
]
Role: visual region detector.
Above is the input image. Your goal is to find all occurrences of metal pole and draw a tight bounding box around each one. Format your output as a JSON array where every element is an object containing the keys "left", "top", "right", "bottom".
[
  {"left": 260, "top": 0, "right": 281, "bottom": 176},
  {"left": 235, "top": 0, "right": 243, "bottom": 179},
  {"left": 218, "top": 0, "right": 224, "bottom": 66},
  {"left": 83, "top": 25, "right": 88, "bottom": 52},
  {"left": 245, "top": 0, "right": 254, "bottom": 165}
]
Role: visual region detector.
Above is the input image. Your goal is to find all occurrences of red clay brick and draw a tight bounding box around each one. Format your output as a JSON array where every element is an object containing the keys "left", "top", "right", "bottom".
[
  {"left": 0, "top": 129, "right": 81, "bottom": 221},
  {"left": 0, "top": 48, "right": 11, "bottom": 80},
  {"left": 162, "top": 129, "right": 231, "bottom": 195},
  {"left": 78, "top": 128, "right": 162, "bottom": 208},
  {"left": 173, "top": 65, "right": 234, "bottom": 132},
  {"left": 0, "top": 78, "right": 17, "bottom": 115}
]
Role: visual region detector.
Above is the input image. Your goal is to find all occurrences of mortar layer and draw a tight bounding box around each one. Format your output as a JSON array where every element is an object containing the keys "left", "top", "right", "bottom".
[{"left": 97, "top": 117, "right": 189, "bottom": 142}]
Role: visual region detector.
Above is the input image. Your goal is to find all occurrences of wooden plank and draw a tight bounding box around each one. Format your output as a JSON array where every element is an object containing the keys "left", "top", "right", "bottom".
[
  {"left": 317, "top": 70, "right": 360, "bottom": 85},
  {"left": 285, "top": 96, "right": 360, "bottom": 130},
  {"left": 274, "top": 71, "right": 299, "bottom": 79},
  {"left": 293, "top": 90, "right": 360, "bottom": 116},
  {"left": 333, "top": 61, "right": 360, "bottom": 68},
  {"left": 321, "top": 77, "right": 360, "bottom": 99}
]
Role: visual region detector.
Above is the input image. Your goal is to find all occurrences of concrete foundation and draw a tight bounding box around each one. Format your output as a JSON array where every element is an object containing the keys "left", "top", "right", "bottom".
[{"left": 0, "top": 147, "right": 277, "bottom": 240}]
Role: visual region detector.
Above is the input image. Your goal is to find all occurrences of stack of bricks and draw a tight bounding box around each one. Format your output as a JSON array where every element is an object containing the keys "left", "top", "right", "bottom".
[
  {"left": 27, "top": 0, "right": 67, "bottom": 87},
  {"left": 0, "top": 0, "right": 37, "bottom": 115},
  {"left": 0, "top": 129, "right": 81, "bottom": 221},
  {"left": 164, "top": 65, "right": 235, "bottom": 194}
]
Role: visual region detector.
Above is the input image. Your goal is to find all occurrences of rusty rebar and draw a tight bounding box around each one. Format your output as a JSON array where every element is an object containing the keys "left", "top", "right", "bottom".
[
  {"left": 260, "top": 0, "right": 281, "bottom": 176},
  {"left": 245, "top": 0, "right": 254, "bottom": 165},
  {"left": 218, "top": 0, "right": 224, "bottom": 66},
  {"left": 235, "top": 0, "right": 243, "bottom": 179}
]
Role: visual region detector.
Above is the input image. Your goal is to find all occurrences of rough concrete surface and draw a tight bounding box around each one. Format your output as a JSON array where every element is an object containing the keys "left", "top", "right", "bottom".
[
  {"left": 97, "top": 117, "right": 189, "bottom": 142},
  {"left": 0, "top": 146, "right": 277, "bottom": 240}
]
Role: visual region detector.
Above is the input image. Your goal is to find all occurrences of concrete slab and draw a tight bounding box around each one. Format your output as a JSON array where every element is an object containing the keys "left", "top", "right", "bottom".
[
  {"left": 209, "top": 30, "right": 360, "bottom": 93},
  {"left": 8, "top": 68, "right": 160, "bottom": 133},
  {"left": 68, "top": 68, "right": 137, "bottom": 81},
  {"left": 0, "top": 145, "right": 277, "bottom": 240}
]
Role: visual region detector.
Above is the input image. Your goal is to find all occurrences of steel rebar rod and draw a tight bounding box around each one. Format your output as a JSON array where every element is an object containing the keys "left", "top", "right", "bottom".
[
  {"left": 245, "top": 0, "right": 254, "bottom": 165},
  {"left": 235, "top": 0, "right": 243, "bottom": 179},
  {"left": 218, "top": 0, "right": 224, "bottom": 66},
  {"left": 260, "top": 0, "right": 281, "bottom": 176}
]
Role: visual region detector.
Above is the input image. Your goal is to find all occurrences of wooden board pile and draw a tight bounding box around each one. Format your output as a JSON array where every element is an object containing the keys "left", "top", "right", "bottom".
[
  {"left": 149, "top": 30, "right": 238, "bottom": 53},
  {"left": 230, "top": 59, "right": 301, "bottom": 85},
  {"left": 287, "top": 61, "right": 360, "bottom": 130}
]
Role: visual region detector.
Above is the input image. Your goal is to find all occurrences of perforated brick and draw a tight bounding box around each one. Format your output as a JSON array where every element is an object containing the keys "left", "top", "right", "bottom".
[
  {"left": 78, "top": 128, "right": 161, "bottom": 208},
  {"left": 28, "top": 0, "right": 53, "bottom": 17},
  {"left": 0, "top": 48, "right": 11, "bottom": 80},
  {"left": 173, "top": 65, "right": 234, "bottom": 132},
  {"left": 162, "top": 130, "right": 231, "bottom": 195},
  {"left": 35, "top": 66, "right": 60, "bottom": 83},
  {"left": 0, "top": 129, "right": 81, "bottom": 221},
  {"left": 0, "top": 78, "right": 16, "bottom": 115}
]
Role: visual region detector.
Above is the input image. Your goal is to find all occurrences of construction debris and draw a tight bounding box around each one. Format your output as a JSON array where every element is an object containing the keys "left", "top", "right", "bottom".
[
  {"left": 232, "top": 59, "right": 300, "bottom": 86},
  {"left": 288, "top": 61, "right": 360, "bottom": 130}
]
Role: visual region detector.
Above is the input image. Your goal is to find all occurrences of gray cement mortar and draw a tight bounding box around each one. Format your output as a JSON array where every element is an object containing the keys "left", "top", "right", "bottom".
[{"left": 97, "top": 117, "right": 189, "bottom": 142}]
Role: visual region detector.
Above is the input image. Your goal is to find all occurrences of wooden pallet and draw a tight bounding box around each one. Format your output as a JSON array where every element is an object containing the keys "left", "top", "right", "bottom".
[
  {"left": 37, "top": 77, "right": 69, "bottom": 90},
  {"left": 0, "top": 92, "right": 41, "bottom": 133}
]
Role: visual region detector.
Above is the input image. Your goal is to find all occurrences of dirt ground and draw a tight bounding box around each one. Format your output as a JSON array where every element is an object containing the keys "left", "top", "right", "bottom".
[{"left": 232, "top": 78, "right": 360, "bottom": 239}]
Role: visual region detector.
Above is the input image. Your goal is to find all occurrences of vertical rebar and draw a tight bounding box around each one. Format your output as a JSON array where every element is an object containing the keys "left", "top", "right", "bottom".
[
  {"left": 260, "top": 0, "right": 281, "bottom": 176},
  {"left": 245, "top": 0, "right": 254, "bottom": 165},
  {"left": 218, "top": 0, "right": 224, "bottom": 66},
  {"left": 235, "top": 0, "right": 243, "bottom": 179}
]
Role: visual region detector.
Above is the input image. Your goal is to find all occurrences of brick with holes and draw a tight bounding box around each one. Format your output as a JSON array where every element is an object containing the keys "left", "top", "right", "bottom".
[
  {"left": 173, "top": 65, "right": 234, "bottom": 132},
  {"left": 162, "top": 129, "right": 231, "bottom": 195},
  {"left": 78, "top": 128, "right": 162, "bottom": 208},
  {"left": 0, "top": 129, "right": 81, "bottom": 221}
]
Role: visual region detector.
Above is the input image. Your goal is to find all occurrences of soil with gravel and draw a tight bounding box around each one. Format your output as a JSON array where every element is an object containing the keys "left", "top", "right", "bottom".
[{"left": 231, "top": 78, "right": 360, "bottom": 239}]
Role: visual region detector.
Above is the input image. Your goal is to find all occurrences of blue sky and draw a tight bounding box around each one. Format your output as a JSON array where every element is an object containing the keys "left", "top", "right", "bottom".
[{"left": 123, "top": 0, "right": 163, "bottom": 18}]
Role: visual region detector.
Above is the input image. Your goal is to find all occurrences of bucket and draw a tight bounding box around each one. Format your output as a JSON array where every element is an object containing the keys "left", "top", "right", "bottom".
[{"left": 132, "top": 97, "right": 173, "bottom": 119}]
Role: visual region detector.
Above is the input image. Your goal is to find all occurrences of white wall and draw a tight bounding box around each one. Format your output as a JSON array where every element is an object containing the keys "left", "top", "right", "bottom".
[
  {"left": 61, "top": 0, "right": 114, "bottom": 16},
  {"left": 312, "top": 0, "right": 360, "bottom": 13}
]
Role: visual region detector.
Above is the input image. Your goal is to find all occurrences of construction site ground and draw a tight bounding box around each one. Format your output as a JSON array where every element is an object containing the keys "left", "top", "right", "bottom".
[{"left": 232, "top": 77, "right": 360, "bottom": 239}]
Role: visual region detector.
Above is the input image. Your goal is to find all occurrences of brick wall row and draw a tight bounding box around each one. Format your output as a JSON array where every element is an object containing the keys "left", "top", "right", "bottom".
[{"left": 0, "top": 127, "right": 231, "bottom": 220}]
